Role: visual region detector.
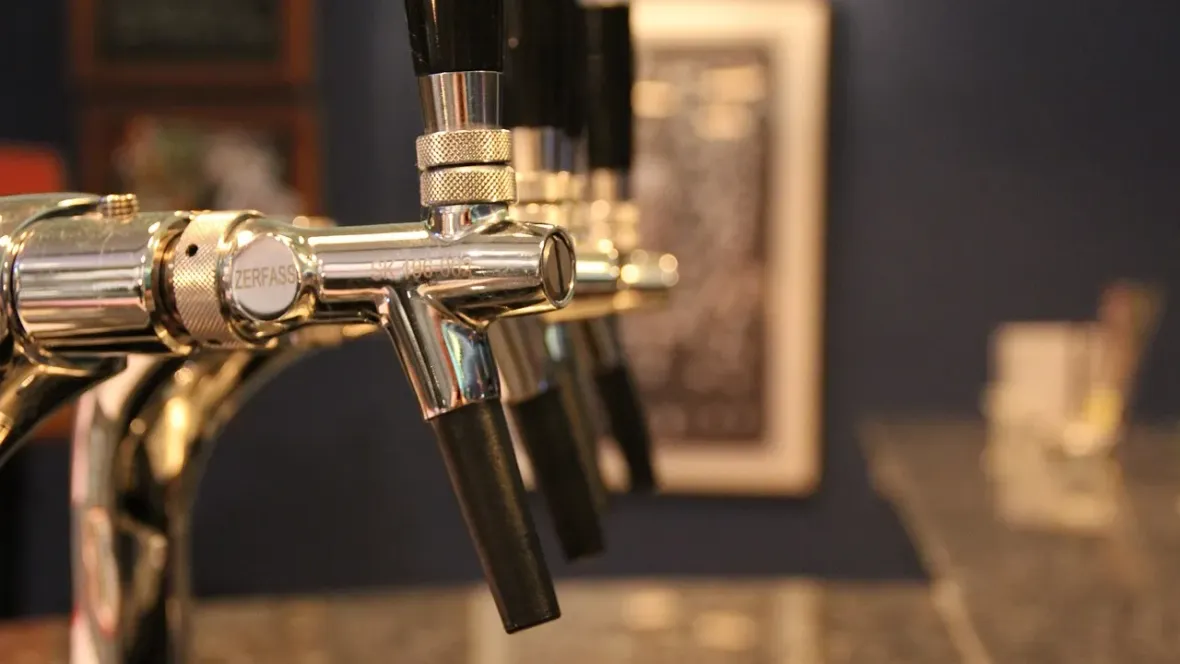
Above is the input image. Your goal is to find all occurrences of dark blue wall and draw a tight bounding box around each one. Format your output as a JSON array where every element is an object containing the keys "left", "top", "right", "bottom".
[{"left": 4, "top": 0, "right": 1180, "bottom": 616}]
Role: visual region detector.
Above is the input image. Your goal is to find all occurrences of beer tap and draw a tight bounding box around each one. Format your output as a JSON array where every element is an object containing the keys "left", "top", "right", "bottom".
[
  {"left": 400, "top": 0, "right": 570, "bottom": 630},
  {"left": 551, "top": 0, "right": 679, "bottom": 492},
  {"left": 23, "top": 182, "right": 568, "bottom": 662},
  {"left": 0, "top": 131, "right": 566, "bottom": 662},
  {"left": 491, "top": 0, "right": 614, "bottom": 557}
]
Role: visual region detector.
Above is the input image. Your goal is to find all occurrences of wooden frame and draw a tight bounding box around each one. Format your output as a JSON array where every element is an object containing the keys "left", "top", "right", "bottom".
[
  {"left": 79, "top": 104, "right": 322, "bottom": 214},
  {"left": 598, "top": 0, "right": 830, "bottom": 495},
  {"left": 70, "top": 0, "right": 314, "bottom": 89}
]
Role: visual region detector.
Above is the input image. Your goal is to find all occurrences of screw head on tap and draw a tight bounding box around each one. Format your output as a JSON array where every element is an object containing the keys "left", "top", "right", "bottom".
[{"left": 97, "top": 193, "right": 139, "bottom": 218}]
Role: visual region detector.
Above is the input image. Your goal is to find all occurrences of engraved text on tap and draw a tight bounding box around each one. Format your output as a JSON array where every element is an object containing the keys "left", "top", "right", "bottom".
[{"left": 226, "top": 234, "right": 301, "bottom": 320}]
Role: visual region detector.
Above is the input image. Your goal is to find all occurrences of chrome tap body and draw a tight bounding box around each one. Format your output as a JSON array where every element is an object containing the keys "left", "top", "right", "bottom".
[
  {"left": 0, "top": 173, "right": 571, "bottom": 659},
  {"left": 483, "top": 0, "right": 618, "bottom": 560},
  {"left": 556, "top": 0, "right": 679, "bottom": 492},
  {"left": 0, "top": 194, "right": 128, "bottom": 469},
  {"left": 405, "top": 0, "right": 564, "bottom": 631},
  {"left": 2, "top": 187, "right": 569, "bottom": 660}
]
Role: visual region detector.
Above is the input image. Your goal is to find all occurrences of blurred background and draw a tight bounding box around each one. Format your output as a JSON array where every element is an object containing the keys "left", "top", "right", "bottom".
[{"left": 3, "top": 0, "right": 1180, "bottom": 660}]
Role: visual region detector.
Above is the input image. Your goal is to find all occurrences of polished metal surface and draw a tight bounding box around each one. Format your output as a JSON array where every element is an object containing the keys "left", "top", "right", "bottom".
[
  {"left": 580, "top": 315, "right": 626, "bottom": 372},
  {"left": 169, "top": 211, "right": 259, "bottom": 347},
  {"left": 14, "top": 209, "right": 189, "bottom": 354},
  {"left": 0, "top": 189, "right": 576, "bottom": 656},
  {"left": 420, "top": 165, "right": 517, "bottom": 207},
  {"left": 512, "top": 128, "right": 573, "bottom": 210},
  {"left": 546, "top": 322, "right": 610, "bottom": 510},
  {"left": 489, "top": 317, "right": 552, "bottom": 404},
  {"left": 0, "top": 194, "right": 104, "bottom": 346},
  {"left": 418, "top": 71, "right": 502, "bottom": 132},
  {"left": 0, "top": 194, "right": 130, "bottom": 467},
  {"left": 511, "top": 130, "right": 621, "bottom": 321},
  {"left": 511, "top": 128, "right": 574, "bottom": 174},
  {"left": 415, "top": 129, "right": 513, "bottom": 170},
  {"left": 428, "top": 203, "right": 512, "bottom": 237},
  {"left": 0, "top": 355, "right": 124, "bottom": 469},
  {"left": 69, "top": 337, "right": 343, "bottom": 664},
  {"left": 578, "top": 168, "right": 679, "bottom": 311},
  {"left": 299, "top": 217, "right": 573, "bottom": 416},
  {"left": 586, "top": 168, "right": 632, "bottom": 204}
]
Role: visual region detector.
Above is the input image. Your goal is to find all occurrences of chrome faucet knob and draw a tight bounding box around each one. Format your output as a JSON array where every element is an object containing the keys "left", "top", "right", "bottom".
[{"left": 97, "top": 193, "right": 139, "bottom": 218}]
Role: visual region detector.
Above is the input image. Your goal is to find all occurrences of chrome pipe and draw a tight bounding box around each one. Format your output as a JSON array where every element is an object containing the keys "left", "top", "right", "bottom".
[{"left": 0, "top": 194, "right": 128, "bottom": 469}]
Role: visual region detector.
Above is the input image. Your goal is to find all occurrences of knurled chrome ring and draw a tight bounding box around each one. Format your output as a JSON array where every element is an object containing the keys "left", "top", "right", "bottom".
[
  {"left": 415, "top": 129, "right": 512, "bottom": 170},
  {"left": 420, "top": 165, "right": 517, "bottom": 206},
  {"left": 169, "top": 211, "right": 252, "bottom": 347}
]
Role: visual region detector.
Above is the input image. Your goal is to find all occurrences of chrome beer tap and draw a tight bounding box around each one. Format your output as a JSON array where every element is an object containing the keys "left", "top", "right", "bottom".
[
  {"left": 3, "top": 147, "right": 566, "bottom": 663},
  {"left": 66, "top": 216, "right": 378, "bottom": 664},
  {"left": 550, "top": 0, "right": 679, "bottom": 492},
  {"left": 491, "top": 0, "right": 617, "bottom": 558},
  {"left": 24, "top": 187, "right": 569, "bottom": 660}
]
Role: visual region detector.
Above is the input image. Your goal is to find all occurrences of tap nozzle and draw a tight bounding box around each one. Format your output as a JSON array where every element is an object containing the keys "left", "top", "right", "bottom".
[{"left": 404, "top": 0, "right": 564, "bottom": 630}]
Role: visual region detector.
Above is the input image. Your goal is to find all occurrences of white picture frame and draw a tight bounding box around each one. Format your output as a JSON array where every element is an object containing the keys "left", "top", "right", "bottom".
[
  {"left": 516, "top": 0, "right": 830, "bottom": 496},
  {"left": 609, "top": 0, "right": 830, "bottom": 495}
]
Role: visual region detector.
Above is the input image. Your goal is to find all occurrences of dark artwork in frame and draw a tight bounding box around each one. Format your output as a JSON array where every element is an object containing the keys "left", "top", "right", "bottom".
[
  {"left": 95, "top": 0, "right": 283, "bottom": 64},
  {"left": 70, "top": 0, "right": 314, "bottom": 89},
  {"left": 623, "top": 45, "right": 775, "bottom": 447},
  {"left": 80, "top": 106, "right": 320, "bottom": 215}
]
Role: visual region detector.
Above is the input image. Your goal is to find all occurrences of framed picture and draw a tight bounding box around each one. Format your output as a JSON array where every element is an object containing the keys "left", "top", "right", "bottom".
[
  {"left": 70, "top": 0, "right": 315, "bottom": 90},
  {"left": 600, "top": 0, "right": 831, "bottom": 494},
  {"left": 80, "top": 105, "right": 321, "bottom": 214}
]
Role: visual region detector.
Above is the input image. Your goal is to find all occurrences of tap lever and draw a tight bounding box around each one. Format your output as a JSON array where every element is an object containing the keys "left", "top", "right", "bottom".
[
  {"left": 404, "top": 0, "right": 505, "bottom": 76},
  {"left": 583, "top": 0, "right": 634, "bottom": 171},
  {"left": 429, "top": 399, "right": 561, "bottom": 632},
  {"left": 552, "top": 331, "right": 611, "bottom": 512},
  {"left": 596, "top": 362, "right": 656, "bottom": 492},
  {"left": 509, "top": 387, "right": 606, "bottom": 560},
  {"left": 504, "top": 0, "right": 567, "bottom": 128},
  {"left": 563, "top": 1, "right": 589, "bottom": 141}
]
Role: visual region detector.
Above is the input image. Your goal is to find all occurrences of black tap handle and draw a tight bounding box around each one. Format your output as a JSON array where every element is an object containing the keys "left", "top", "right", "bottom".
[
  {"left": 596, "top": 363, "right": 657, "bottom": 491},
  {"left": 430, "top": 400, "right": 561, "bottom": 632},
  {"left": 503, "top": 0, "right": 568, "bottom": 128},
  {"left": 563, "top": 2, "right": 589, "bottom": 139},
  {"left": 404, "top": 0, "right": 505, "bottom": 75},
  {"left": 583, "top": 2, "right": 633, "bottom": 170},
  {"left": 510, "top": 388, "right": 606, "bottom": 560}
]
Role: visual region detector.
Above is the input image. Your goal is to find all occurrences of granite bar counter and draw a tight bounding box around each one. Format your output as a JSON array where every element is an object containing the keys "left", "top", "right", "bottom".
[
  {"left": 865, "top": 419, "right": 1180, "bottom": 663},
  {"left": 0, "top": 579, "right": 962, "bottom": 663}
]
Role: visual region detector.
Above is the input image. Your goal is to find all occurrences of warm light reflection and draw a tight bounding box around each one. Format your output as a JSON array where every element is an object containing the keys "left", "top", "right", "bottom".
[
  {"left": 634, "top": 79, "right": 679, "bottom": 118},
  {"left": 309, "top": 230, "right": 428, "bottom": 245},
  {"left": 699, "top": 65, "right": 767, "bottom": 103}
]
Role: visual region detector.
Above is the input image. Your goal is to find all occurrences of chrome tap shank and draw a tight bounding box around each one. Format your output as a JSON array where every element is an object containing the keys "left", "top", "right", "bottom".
[{"left": 0, "top": 194, "right": 127, "bottom": 469}]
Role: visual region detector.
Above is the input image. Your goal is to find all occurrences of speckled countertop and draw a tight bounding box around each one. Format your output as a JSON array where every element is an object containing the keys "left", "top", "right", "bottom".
[
  {"left": 0, "top": 579, "right": 961, "bottom": 663},
  {"left": 865, "top": 419, "right": 1180, "bottom": 663},
  {"left": 14, "top": 418, "right": 1169, "bottom": 663}
]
